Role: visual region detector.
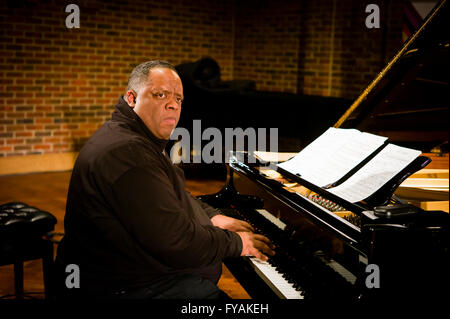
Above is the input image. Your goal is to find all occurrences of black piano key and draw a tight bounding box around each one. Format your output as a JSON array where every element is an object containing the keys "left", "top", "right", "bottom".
[{"left": 219, "top": 206, "right": 360, "bottom": 300}]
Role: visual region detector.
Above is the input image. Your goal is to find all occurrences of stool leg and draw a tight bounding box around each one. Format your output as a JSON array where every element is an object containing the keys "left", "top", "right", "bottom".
[{"left": 13, "top": 261, "right": 24, "bottom": 299}]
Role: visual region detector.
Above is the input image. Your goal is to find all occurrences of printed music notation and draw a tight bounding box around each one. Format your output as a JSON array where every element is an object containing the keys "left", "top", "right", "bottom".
[
  {"left": 327, "top": 144, "right": 421, "bottom": 203},
  {"left": 277, "top": 127, "right": 388, "bottom": 187},
  {"left": 277, "top": 127, "right": 422, "bottom": 203}
]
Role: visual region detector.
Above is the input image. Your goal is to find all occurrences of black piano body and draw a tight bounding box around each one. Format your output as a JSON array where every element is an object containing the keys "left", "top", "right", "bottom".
[
  {"left": 198, "top": 0, "right": 449, "bottom": 301},
  {"left": 199, "top": 153, "right": 449, "bottom": 301}
]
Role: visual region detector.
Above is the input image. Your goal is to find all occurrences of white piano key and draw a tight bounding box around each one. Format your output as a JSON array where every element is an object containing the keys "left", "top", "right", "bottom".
[
  {"left": 248, "top": 257, "right": 304, "bottom": 299},
  {"left": 255, "top": 209, "right": 287, "bottom": 230},
  {"left": 326, "top": 259, "right": 357, "bottom": 285}
]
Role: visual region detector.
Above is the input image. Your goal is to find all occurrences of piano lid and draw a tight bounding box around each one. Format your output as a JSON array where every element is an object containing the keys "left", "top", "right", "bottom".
[{"left": 335, "top": 0, "right": 449, "bottom": 152}]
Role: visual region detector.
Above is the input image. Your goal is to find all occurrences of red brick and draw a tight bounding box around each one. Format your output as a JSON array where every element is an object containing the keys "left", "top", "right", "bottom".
[
  {"left": 1, "top": 0, "right": 403, "bottom": 157},
  {"left": 33, "top": 144, "right": 51, "bottom": 150}
]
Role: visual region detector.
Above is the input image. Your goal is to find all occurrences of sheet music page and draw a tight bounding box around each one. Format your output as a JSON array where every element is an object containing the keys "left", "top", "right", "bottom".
[
  {"left": 277, "top": 127, "right": 388, "bottom": 187},
  {"left": 328, "top": 144, "right": 422, "bottom": 203}
]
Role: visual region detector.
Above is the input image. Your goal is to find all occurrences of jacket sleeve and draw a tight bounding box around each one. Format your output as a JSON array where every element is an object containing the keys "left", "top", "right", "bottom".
[
  {"left": 190, "top": 194, "right": 221, "bottom": 219},
  {"left": 110, "top": 163, "right": 242, "bottom": 269}
]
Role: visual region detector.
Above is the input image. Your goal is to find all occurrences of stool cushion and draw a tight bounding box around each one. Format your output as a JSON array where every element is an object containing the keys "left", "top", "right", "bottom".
[{"left": 0, "top": 202, "right": 57, "bottom": 239}]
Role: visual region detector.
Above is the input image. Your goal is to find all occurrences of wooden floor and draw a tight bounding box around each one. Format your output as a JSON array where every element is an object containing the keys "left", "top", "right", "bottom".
[{"left": 0, "top": 170, "right": 251, "bottom": 299}]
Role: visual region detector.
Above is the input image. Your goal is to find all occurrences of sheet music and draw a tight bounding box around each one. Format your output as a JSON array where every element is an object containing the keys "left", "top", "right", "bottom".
[
  {"left": 328, "top": 144, "right": 422, "bottom": 203},
  {"left": 277, "top": 127, "right": 388, "bottom": 187}
]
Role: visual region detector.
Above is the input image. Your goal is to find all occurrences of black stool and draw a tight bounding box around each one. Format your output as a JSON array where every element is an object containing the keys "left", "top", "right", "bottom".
[{"left": 0, "top": 202, "right": 57, "bottom": 299}]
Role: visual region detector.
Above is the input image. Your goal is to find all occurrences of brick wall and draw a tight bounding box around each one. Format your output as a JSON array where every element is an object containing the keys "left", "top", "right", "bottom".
[
  {"left": 323, "top": 0, "right": 403, "bottom": 97},
  {"left": 234, "top": 0, "right": 404, "bottom": 96},
  {"left": 233, "top": 0, "right": 302, "bottom": 93},
  {"left": 0, "top": 0, "right": 404, "bottom": 158},
  {"left": 0, "top": 0, "right": 234, "bottom": 157}
]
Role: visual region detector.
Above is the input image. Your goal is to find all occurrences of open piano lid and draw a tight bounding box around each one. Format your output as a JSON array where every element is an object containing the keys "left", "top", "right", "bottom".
[{"left": 335, "top": 0, "right": 449, "bottom": 153}]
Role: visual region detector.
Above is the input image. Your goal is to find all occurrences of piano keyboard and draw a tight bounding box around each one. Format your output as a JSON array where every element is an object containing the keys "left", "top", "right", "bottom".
[
  {"left": 255, "top": 209, "right": 286, "bottom": 230},
  {"left": 252, "top": 208, "right": 357, "bottom": 295},
  {"left": 248, "top": 209, "right": 302, "bottom": 299},
  {"left": 325, "top": 259, "right": 357, "bottom": 285},
  {"left": 248, "top": 257, "right": 304, "bottom": 299}
]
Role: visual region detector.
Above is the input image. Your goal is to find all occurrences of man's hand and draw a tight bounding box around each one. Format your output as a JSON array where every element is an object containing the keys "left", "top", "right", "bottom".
[
  {"left": 237, "top": 232, "right": 276, "bottom": 261},
  {"left": 211, "top": 214, "right": 254, "bottom": 233},
  {"left": 210, "top": 214, "right": 275, "bottom": 261}
]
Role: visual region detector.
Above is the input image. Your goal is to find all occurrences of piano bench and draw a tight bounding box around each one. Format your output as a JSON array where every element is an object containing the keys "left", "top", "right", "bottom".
[{"left": 0, "top": 202, "right": 57, "bottom": 300}]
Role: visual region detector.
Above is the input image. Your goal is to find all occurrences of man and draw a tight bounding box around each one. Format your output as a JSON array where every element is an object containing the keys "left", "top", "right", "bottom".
[{"left": 55, "top": 60, "right": 275, "bottom": 299}]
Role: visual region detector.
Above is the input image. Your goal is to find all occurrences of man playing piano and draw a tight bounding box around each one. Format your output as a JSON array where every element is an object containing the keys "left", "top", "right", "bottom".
[{"left": 55, "top": 60, "right": 275, "bottom": 299}]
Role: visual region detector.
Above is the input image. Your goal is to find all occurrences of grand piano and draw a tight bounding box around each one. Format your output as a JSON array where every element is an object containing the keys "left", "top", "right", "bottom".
[{"left": 198, "top": 0, "right": 449, "bottom": 301}]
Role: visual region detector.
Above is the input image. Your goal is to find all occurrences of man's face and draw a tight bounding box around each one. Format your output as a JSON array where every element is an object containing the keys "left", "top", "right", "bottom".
[{"left": 129, "top": 67, "right": 183, "bottom": 140}]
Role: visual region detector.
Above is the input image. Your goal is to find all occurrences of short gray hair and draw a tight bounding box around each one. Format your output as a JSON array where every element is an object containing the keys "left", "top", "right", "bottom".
[{"left": 126, "top": 60, "right": 178, "bottom": 93}]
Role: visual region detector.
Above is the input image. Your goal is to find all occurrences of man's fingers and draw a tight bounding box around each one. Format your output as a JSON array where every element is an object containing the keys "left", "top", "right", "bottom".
[
  {"left": 253, "top": 234, "right": 276, "bottom": 249},
  {"left": 253, "top": 251, "right": 269, "bottom": 262},
  {"left": 237, "top": 231, "right": 276, "bottom": 261},
  {"left": 239, "top": 220, "right": 255, "bottom": 232},
  {"left": 256, "top": 242, "right": 276, "bottom": 257},
  {"left": 252, "top": 235, "right": 275, "bottom": 256},
  {"left": 212, "top": 215, "right": 255, "bottom": 233}
]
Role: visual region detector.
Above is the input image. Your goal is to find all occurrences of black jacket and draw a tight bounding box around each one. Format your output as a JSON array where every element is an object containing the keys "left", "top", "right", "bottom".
[{"left": 56, "top": 96, "right": 242, "bottom": 294}]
